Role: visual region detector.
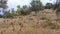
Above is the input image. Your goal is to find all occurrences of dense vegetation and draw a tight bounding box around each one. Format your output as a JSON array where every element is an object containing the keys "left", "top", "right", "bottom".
[
  {"left": 0, "top": 0, "right": 44, "bottom": 18},
  {"left": 0, "top": 0, "right": 60, "bottom": 18}
]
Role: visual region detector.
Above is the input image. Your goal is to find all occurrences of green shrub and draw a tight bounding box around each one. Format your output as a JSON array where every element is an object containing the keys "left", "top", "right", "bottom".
[
  {"left": 52, "top": 3, "right": 60, "bottom": 10},
  {"left": 42, "top": 19, "right": 59, "bottom": 29},
  {"left": 0, "top": 14, "right": 3, "bottom": 18},
  {"left": 43, "top": 19, "right": 52, "bottom": 27},
  {"left": 56, "top": 4, "right": 60, "bottom": 16},
  {"left": 3, "top": 12, "right": 13, "bottom": 18},
  {"left": 21, "top": 5, "right": 31, "bottom": 15},
  {"left": 52, "top": 4, "right": 58, "bottom": 10},
  {"left": 16, "top": 5, "right": 22, "bottom": 16},
  {"left": 45, "top": 3, "right": 53, "bottom": 9},
  {"left": 21, "top": 10, "right": 31, "bottom": 15},
  {"left": 11, "top": 8, "right": 16, "bottom": 16},
  {"left": 30, "top": 0, "right": 44, "bottom": 12}
]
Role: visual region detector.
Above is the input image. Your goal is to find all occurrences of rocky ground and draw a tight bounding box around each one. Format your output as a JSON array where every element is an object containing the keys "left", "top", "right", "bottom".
[{"left": 0, "top": 9, "right": 60, "bottom": 34}]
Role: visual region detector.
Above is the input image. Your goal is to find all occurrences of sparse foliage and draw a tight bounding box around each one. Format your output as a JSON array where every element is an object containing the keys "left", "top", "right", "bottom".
[
  {"left": 21, "top": 5, "right": 31, "bottom": 15},
  {"left": 53, "top": 3, "right": 60, "bottom": 10},
  {"left": 11, "top": 8, "right": 16, "bottom": 16},
  {"left": 53, "top": 3, "right": 60, "bottom": 16},
  {"left": 16, "top": 5, "right": 22, "bottom": 15},
  {"left": 30, "top": 0, "right": 44, "bottom": 12},
  {"left": 45, "top": 3, "right": 53, "bottom": 9},
  {"left": 4, "top": 12, "right": 13, "bottom": 18}
]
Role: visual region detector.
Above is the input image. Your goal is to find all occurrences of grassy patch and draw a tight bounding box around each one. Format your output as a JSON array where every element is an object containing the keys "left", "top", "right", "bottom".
[
  {"left": 43, "top": 19, "right": 52, "bottom": 27},
  {"left": 17, "top": 31, "right": 21, "bottom": 34},
  {"left": 42, "top": 19, "right": 60, "bottom": 29}
]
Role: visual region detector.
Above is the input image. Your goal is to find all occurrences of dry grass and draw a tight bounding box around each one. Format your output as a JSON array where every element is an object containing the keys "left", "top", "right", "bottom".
[{"left": 0, "top": 9, "right": 60, "bottom": 34}]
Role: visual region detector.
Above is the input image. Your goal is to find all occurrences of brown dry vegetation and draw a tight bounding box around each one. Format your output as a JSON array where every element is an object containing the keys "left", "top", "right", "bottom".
[{"left": 0, "top": 9, "right": 60, "bottom": 34}]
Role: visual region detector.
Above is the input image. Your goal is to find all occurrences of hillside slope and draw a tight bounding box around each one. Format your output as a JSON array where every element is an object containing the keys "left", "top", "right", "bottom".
[{"left": 0, "top": 9, "right": 59, "bottom": 34}]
